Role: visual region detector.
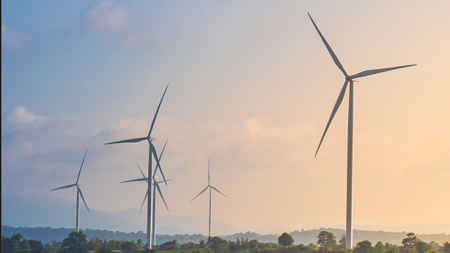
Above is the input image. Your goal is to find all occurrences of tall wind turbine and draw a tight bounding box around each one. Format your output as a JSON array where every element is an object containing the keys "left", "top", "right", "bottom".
[
  {"left": 105, "top": 84, "right": 169, "bottom": 248},
  {"left": 308, "top": 13, "right": 416, "bottom": 249},
  {"left": 190, "top": 158, "right": 227, "bottom": 239},
  {"left": 121, "top": 140, "right": 170, "bottom": 246},
  {"left": 50, "top": 150, "right": 91, "bottom": 232}
]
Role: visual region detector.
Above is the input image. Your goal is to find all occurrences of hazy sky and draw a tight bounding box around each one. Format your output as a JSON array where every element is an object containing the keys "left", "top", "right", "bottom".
[{"left": 2, "top": 1, "right": 450, "bottom": 233}]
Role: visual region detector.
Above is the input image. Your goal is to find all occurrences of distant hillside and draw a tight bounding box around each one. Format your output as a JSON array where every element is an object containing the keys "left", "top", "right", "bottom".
[{"left": 2, "top": 226, "right": 449, "bottom": 246}]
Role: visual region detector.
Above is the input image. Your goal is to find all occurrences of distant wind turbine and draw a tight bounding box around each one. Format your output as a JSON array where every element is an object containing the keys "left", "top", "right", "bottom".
[
  {"left": 190, "top": 158, "right": 227, "bottom": 239},
  {"left": 121, "top": 140, "right": 171, "bottom": 246},
  {"left": 105, "top": 84, "right": 169, "bottom": 249},
  {"left": 308, "top": 13, "right": 416, "bottom": 249},
  {"left": 50, "top": 150, "right": 90, "bottom": 232}
]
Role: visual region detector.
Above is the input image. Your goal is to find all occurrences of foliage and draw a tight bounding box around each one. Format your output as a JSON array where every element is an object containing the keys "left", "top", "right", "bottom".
[
  {"left": 355, "top": 240, "right": 374, "bottom": 253},
  {"left": 121, "top": 241, "right": 141, "bottom": 253},
  {"left": 444, "top": 242, "right": 450, "bottom": 253},
  {"left": 249, "top": 239, "right": 259, "bottom": 250},
  {"left": 278, "top": 233, "right": 294, "bottom": 247},
  {"left": 60, "top": 231, "right": 88, "bottom": 253},
  {"left": 415, "top": 241, "right": 429, "bottom": 253},
  {"left": 180, "top": 242, "right": 196, "bottom": 250},
  {"left": 317, "top": 231, "right": 336, "bottom": 250},
  {"left": 339, "top": 235, "right": 346, "bottom": 249},
  {"left": 401, "top": 233, "right": 417, "bottom": 249},
  {"left": 159, "top": 240, "right": 178, "bottom": 251},
  {"left": 374, "top": 241, "right": 385, "bottom": 253}
]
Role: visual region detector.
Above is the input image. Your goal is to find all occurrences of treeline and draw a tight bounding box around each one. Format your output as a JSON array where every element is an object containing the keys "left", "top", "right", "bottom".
[
  {"left": 2, "top": 230, "right": 450, "bottom": 253},
  {"left": 3, "top": 226, "right": 450, "bottom": 246}
]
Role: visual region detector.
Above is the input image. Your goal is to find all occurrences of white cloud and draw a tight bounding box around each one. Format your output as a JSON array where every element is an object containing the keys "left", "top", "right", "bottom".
[
  {"left": 6, "top": 106, "right": 48, "bottom": 126},
  {"left": 1, "top": 21, "right": 31, "bottom": 53},
  {"left": 82, "top": 0, "right": 130, "bottom": 34}
]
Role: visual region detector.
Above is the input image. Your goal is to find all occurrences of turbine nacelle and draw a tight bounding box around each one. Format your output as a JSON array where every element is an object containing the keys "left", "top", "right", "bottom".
[{"left": 346, "top": 77, "right": 359, "bottom": 82}]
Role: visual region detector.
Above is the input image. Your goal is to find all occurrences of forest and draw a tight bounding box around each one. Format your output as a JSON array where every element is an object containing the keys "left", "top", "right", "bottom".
[{"left": 2, "top": 229, "right": 450, "bottom": 253}]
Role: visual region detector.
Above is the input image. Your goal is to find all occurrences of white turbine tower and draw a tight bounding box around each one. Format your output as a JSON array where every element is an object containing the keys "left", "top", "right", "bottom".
[
  {"left": 105, "top": 84, "right": 169, "bottom": 249},
  {"left": 308, "top": 13, "right": 416, "bottom": 249},
  {"left": 121, "top": 140, "right": 170, "bottom": 247},
  {"left": 190, "top": 158, "right": 227, "bottom": 240},
  {"left": 50, "top": 150, "right": 90, "bottom": 232}
]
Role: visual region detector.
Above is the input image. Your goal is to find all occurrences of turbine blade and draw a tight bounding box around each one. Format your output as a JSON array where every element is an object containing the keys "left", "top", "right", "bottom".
[
  {"left": 211, "top": 186, "right": 227, "bottom": 198},
  {"left": 121, "top": 178, "right": 148, "bottom": 183},
  {"left": 155, "top": 183, "right": 169, "bottom": 211},
  {"left": 148, "top": 84, "right": 169, "bottom": 137},
  {"left": 105, "top": 137, "right": 147, "bottom": 145},
  {"left": 315, "top": 80, "right": 349, "bottom": 157},
  {"left": 140, "top": 190, "right": 148, "bottom": 214},
  {"left": 308, "top": 13, "right": 348, "bottom": 77},
  {"left": 78, "top": 187, "right": 90, "bottom": 213},
  {"left": 349, "top": 64, "right": 416, "bottom": 79},
  {"left": 208, "top": 158, "right": 210, "bottom": 186},
  {"left": 50, "top": 183, "right": 76, "bottom": 191},
  {"left": 152, "top": 140, "right": 168, "bottom": 179},
  {"left": 137, "top": 163, "right": 146, "bottom": 178},
  {"left": 190, "top": 186, "right": 209, "bottom": 203},
  {"left": 76, "top": 150, "right": 88, "bottom": 184},
  {"left": 150, "top": 142, "right": 167, "bottom": 185},
  {"left": 156, "top": 179, "right": 172, "bottom": 184}
]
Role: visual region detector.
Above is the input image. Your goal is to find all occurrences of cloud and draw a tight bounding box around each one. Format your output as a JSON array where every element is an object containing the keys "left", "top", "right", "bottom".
[
  {"left": 1, "top": 21, "right": 31, "bottom": 53},
  {"left": 82, "top": 0, "right": 130, "bottom": 34},
  {"left": 6, "top": 106, "right": 48, "bottom": 126}
]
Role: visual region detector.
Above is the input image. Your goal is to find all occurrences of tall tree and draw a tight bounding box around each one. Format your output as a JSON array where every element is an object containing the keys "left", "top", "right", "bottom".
[
  {"left": 355, "top": 240, "right": 374, "bottom": 253},
  {"left": 415, "top": 241, "right": 429, "bottom": 253},
  {"left": 443, "top": 242, "right": 450, "bottom": 253},
  {"left": 317, "top": 231, "right": 337, "bottom": 250},
  {"left": 375, "top": 241, "right": 385, "bottom": 253},
  {"left": 60, "top": 231, "right": 88, "bottom": 253},
  {"left": 401, "top": 233, "right": 417, "bottom": 249},
  {"left": 278, "top": 233, "right": 294, "bottom": 247}
]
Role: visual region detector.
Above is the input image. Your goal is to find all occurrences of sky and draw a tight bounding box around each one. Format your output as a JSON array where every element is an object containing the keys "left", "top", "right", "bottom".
[{"left": 2, "top": 0, "right": 450, "bottom": 234}]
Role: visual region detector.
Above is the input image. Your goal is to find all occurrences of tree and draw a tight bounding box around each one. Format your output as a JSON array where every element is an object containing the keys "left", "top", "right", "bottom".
[
  {"left": 401, "top": 233, "right": 417, "bottom": 249},
  {"left": 248, "top": 239, "right": 259, "bottom": 250},
  {"left": 19, "top": 239, "right": 31, "bottom": 250},
  {"left": 355, "top": 240, "right": 374, "bottom": 253},
  {"left": 415, "top": 241, "right": 429, "bottom": 253},
  {"left": 317, "top": 231, "right": 337, "bottom": 250},
  {"left": 444, "top": 242, "right": 450, "bottom": 253},
  {"left": 159, "top": 240, "right": 178, "bottom": 251},
  {"left": 339, "top": 235, "right": 347, "bottom": 249},
  {"left": 121, "top": 241, "right": 140, "bottom": 253},
  {"left": 60, "top": 231, "right": 88, "bottom": 253},
  {"left": 429, "top": 241, "right": 440, "bottom": 252},
  {"left": 278, "top": 232, "right": 294, "bottom": 247},
  {"left": 375, "top": 241, "right": 385, "bottom": 253},
  {"left": 2, "top": 237, "right": 17, "bottom": 253},
  {"left": 137, "top": 239, "right": 143, "bottom": 249},
  {"left": 199, "top": 239, "right": 206, "bottom": 248}
]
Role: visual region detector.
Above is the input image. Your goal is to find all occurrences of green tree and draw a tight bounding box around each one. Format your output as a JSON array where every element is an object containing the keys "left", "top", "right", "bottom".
[
  {"left": 355, "top": 240, "right": 374, "bottom": 253},
  {"left": 19, "top": 239, "right": 31, "bottom": 250},
  {"left": 137, "top": 239, "right": 143, "bottom": 249},
  {"left": 2, "top": 237, "right": 17, "bottom": 253},
  {"left": 375, "top": 241, "right": 385, "bottom": 253},
  {"left": 415, "top": 241, "right": 429, "bottom": 253},
  {"left": 429, "top": 241, "right": 440, "bottom": 252},
  {"left": 60, "top": 231, "right": 88, "bottom": 253},
  {"left": 339, "top": 235, "right": 347, "bottom": 249},
  {"left": 278, "top": 232, "right": 294, "bottom": 247},
  {"left": 444, "top": 242, "right": 450, "bottom": 253},
  {"left": 199, "top": 239, "right": 206, "bottom": 248},
  {"left": 388, "top": 245, "right": 399, "bottom": 253},
  {"left": 401, "top": 233, "right": 417, "bottom": 249},
  {"left": 317, "top": 231, "right": 336, "bottom": 250},
  {"left": 121, "top": 241, "right": 140, "bottom": 253},
  {"left": 248, "top": 239, "right": 259, "bottom": 250},
  {"left": 87, "top": 236, "right": 102, "bottom": 251}
]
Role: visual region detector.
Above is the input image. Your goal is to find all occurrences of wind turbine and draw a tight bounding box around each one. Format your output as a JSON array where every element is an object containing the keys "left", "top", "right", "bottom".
[
  {"left": 308, "top": 13, "right": 416, "bottom": 249},
  {"left": 50, "top": 150, "right": 90, "bottom": 232},
  {"left": 190, "top": 158, "right": 227, "bottom": 239},
  {"left": 121, "top": 140, "right": 171, "bottom": 246},
  {"left": 105, "top": 84, "right": 169, "bottom": 248}
]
